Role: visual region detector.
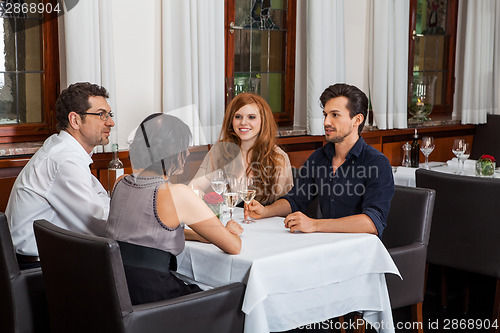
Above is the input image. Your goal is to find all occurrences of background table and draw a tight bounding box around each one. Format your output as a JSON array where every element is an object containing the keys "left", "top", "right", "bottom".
[
  {"left": 393, "top": 160, "right": 500, "bottom": 187},
  {"left": 178, "top": 209, "right": 400, "bottom": 333}
]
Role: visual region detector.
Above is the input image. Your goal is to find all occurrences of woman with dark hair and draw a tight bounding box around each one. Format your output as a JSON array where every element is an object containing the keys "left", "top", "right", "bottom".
[
  {"left": 191, "top": 93, "right": 293, "bottom": 205},
  {"left": 106, "top": 113, "right": 242, "bottom": 305}
]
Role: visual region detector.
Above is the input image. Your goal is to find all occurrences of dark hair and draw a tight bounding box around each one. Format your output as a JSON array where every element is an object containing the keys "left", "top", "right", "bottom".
[
  {"left": 319, "top": 83, "right": 368, "bottom": 135},
  {"left": 55, "top": 82, "right": 109, "bottom": 131},
  {"left": 130, "top": 114, "right": 192, "bottom": 177}
]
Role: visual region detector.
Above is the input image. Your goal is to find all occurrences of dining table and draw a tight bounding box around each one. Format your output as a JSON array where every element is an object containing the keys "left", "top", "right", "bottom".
[
  {"left": 393, "top": 159, "right": 500, "bottom": 187},
  {"left": 177, "top": 208, "right": 400, "bottom": 333}
]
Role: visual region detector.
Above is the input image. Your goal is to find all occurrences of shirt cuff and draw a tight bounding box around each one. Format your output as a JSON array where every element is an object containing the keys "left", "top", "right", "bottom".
[{"left": 362, "top": 208, "right": 385, "bottom": 239}]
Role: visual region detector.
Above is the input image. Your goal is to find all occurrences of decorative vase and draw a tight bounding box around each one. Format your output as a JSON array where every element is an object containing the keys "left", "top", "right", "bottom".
[
  {"left": 408, "top": 75, "right": 437, "bottom": 122},
  {"left": 207, "top": 203, "right": 222, "bottom": 220},
  {"left": 203, "top": 192, "right": 224, "bottom": 220},
  {"left": 475, "top": 161, "right": 496, "bottom": 177}
]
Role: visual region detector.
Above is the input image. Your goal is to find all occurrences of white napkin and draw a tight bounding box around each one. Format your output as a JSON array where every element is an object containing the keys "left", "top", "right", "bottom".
[
  {"left": 395, "top": 166, "right": 418, "bottom": 175},
  {"left": 446, "top": 158, "right": 477, "bottom": 170}
]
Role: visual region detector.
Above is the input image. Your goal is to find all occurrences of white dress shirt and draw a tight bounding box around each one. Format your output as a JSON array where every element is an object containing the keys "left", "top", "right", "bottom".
[{"left": 6, "top": 131, "right": 110, "bottom": 256}]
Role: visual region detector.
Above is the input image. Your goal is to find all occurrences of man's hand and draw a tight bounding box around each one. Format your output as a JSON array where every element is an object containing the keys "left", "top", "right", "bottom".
[
  {"left": 284, "top": 211, "right": 318, "bottom": 233},
  {"left": 246, "top": 199, "right": 267, "bottom": 219},
  {"left": 226, "top": 220, "right": 243, "bottom": 236}
]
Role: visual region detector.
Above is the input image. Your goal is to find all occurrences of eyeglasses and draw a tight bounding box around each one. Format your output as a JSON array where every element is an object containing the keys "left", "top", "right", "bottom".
[{"left": 81, "top": 110, "right": 114, "bottom": 121}]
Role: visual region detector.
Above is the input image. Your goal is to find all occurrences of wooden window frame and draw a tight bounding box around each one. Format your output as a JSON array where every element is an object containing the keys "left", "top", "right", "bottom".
[
  {"left": 408, "top": 0, "right": 459, "bottom": 119},
  {"left": 0, "top": 0, "right": 59, "bottom": 144},
  {"left": 225, "top": 0, "right": 296, "bottom": 127}
]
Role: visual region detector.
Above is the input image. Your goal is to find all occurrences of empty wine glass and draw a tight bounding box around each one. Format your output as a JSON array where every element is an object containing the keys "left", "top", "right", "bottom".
[
  {"left": 210, "top": 170, "right": 226, "bottom": 195},
  {"left": 452, "top": 139, "right": 466, "bottom": 175},
  {"left": 239, "top": 177, "right": 256, "bottom": 224},
  {"left": 420, "top": 137, "right": 435, "bottom": 169},
  {"left": 458, "top": 142, "right": 471, "bottom": 174}
]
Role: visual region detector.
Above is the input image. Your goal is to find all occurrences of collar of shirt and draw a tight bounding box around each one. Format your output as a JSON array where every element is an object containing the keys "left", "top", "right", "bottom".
[
  {"left": 58, "top": 130, "right": 94, "bottom": 166},
  {"left": 323, "top": 136, "right": 366, "bottom": 162}
]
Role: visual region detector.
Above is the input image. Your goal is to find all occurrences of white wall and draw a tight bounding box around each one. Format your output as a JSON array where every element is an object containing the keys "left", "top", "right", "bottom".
[
  {"left": 111, "top": 0, "right": 162, "bottom": 149},
  {"left": 345, "top": 0, "right": 369, "bottom": 94}
]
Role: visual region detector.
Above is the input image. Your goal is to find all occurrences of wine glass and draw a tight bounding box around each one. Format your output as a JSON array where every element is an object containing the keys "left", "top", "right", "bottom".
[
  {"left": 224, "top": 176, "right": 240, "bottom": 220},
  {"left": 210, "top": 170, "right": 226, "bottom": 195},
  {"left": 239, "top": 177, "right": 256, "bottom": 224},
  {"left": 420, "top": 137, "right": 435, "bottom": 169},
  {"left": 458, "top": 142, "right": 471, "bottom": 175},
  {"left": 223, "top": 192, "right": 239, "bottom": 220},
  {"left": 452, "top": 139, "right": 466, "bottom": 174}
]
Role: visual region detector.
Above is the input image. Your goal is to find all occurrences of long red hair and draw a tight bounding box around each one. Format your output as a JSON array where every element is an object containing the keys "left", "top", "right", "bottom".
[{"left": 219, "top": 93, "right": 282, "bottom": 203}]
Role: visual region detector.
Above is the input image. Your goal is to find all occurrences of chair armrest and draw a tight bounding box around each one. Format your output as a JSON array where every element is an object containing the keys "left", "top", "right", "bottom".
[
  {"left": 386, "top": 243, "right": 427, "bottom": 309},
  {"left": 124, "top": 282, "right": 245, "bottom": 333},
  {"left": 12, "top": 269, "right": 50, "bottom": 333}
]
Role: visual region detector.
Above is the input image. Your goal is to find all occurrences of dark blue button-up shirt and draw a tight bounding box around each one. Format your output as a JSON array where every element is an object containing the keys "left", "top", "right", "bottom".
[{"left": 283, "top": 137, "right": 394, "bottom": 238}]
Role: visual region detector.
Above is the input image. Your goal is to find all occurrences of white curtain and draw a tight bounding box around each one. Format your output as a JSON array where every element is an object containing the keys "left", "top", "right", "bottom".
[
  {"left": 454, "top": 0, "right": 500, "bottom": 124},
  {"left": 294, "top": 0, "right": 345, "bottom": 136},
  {"left": 162, "top": 0, "right": 224, "bottom": 146},
  {"left": 368, "top": 0, "right": 409, "bottom": 130},
  {"left": 61, "top": 0, "right": 117, "bottom": 152}
]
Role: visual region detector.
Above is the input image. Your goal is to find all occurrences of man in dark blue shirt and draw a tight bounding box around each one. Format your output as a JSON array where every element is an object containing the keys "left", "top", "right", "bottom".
[{"left": 248, "top": 83, "right": 394, "bottom": 238}]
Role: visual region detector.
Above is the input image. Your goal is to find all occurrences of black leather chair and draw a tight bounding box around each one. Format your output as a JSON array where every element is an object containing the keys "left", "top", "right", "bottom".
[
  {"left": 416, "top": 169, "right": 500, "bottom": 331},
  {"left": 382, "top": 186, "right": 435, "bottom": 333},
  {"left": 33, "top": 219, "right": 245, "bottom": 333},
  {"left": 471, "top": 114, "right": 500, "bottom": 160},
  {"left": 0, "top": 213, "right": 50, "bottom": 333},
  {"left": 342, "top": 186, "right": 435, "bottom": 333}
]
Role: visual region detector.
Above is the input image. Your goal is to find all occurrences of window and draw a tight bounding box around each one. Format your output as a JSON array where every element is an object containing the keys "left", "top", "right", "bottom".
[
  {"left": 408, "top": 0, "right": 458, "bottom": 119},
  {"left": 225, "top": 0, "right": 296, "bottom": 126},
  {"left": 0, "top": 0, "right": 59, "bottom": 143}
]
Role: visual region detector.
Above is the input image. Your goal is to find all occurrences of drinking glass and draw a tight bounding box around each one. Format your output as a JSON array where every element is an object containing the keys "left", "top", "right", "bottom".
[
  {"left": 224, "top": 192, "right": 239, "bottom": 220},
  {"left": 452, "top": 139, "right": 466, "bottom": 174},
  {"left": 239, "top": 177, "right": 256, "bottom": 224},
  {"left": 458, "top": 142, "right": 471, "bottom": 175},
  {"left": 420, "top": 137, "right": 435, "bottom": 169},
  {"left": 210, "top": 170, "right": 226, "bottom": 195},
  {"left": 224, "top": 176, "right": 240, "bottom": 220}
]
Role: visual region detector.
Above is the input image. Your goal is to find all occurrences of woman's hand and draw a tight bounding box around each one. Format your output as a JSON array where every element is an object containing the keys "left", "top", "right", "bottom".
[
  {"left": 246, "top": 199, "right": 267, "bottom": 219},
  {"left": 225, "top": 220, "right": 243, "bottom": 236}
]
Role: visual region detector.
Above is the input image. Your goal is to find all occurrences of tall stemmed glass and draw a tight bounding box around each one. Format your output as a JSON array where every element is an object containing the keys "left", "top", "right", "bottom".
[
  {"left": 452, "top": 139, "right": 466, "bottom": 175},
  {"left": 224, "top": 176, "right": 239, "bottom": 220},
  {"left": 239, "top": 177, "right": 256, "bottom": 224},
  {"left": 420, "top": 137, "right": 435, "bottom": 169},
  {"left": 458, "top": 142, "right": 471, "bottom": 175},
  {"left": 210, "top": 170, "right": 226, "bottom": 195}
]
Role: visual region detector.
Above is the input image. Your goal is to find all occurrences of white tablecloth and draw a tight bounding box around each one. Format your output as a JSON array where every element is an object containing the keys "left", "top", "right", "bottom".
[
  {"left": 393, "top": 160, "right": 500, "bottom": 187},
  {"left": 177, "top": 209, "right": 400, "bottom": 333}
]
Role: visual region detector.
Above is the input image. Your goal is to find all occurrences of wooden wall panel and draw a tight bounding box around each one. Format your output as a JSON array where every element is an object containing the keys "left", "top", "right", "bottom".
[{"left": 383, "top": 135, "right": 473, "bottom": 166}]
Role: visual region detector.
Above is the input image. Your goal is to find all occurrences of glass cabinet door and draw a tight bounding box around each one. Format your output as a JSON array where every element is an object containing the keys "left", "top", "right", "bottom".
[
  {"left": 226, "top": 0, "right": 296, "bottom": 125},
  {"left": 409, "top": 0, "right": 458, "bottom": 118}
]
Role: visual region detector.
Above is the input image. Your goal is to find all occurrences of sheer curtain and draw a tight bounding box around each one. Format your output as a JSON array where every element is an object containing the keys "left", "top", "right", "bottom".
[
  {"left": 294, "top": 0, "right": 345, "bottom": 135},
  {"left": 61, "top": 0, "right": 117, "bottom": 152},
  {"left": 162, "top": 0, "right": 224, "bottom": 145},
  {"left": 454, "top": 0, "right": 500, "bottom": 124},
  {"left": 367, "top": 0, "right": 409, "bottom": 130}
]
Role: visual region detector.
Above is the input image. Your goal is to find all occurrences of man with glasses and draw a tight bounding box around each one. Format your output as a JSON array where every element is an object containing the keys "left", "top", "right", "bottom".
[{"left": 6, "top": 82, "right": 115, "bottom": 269}]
